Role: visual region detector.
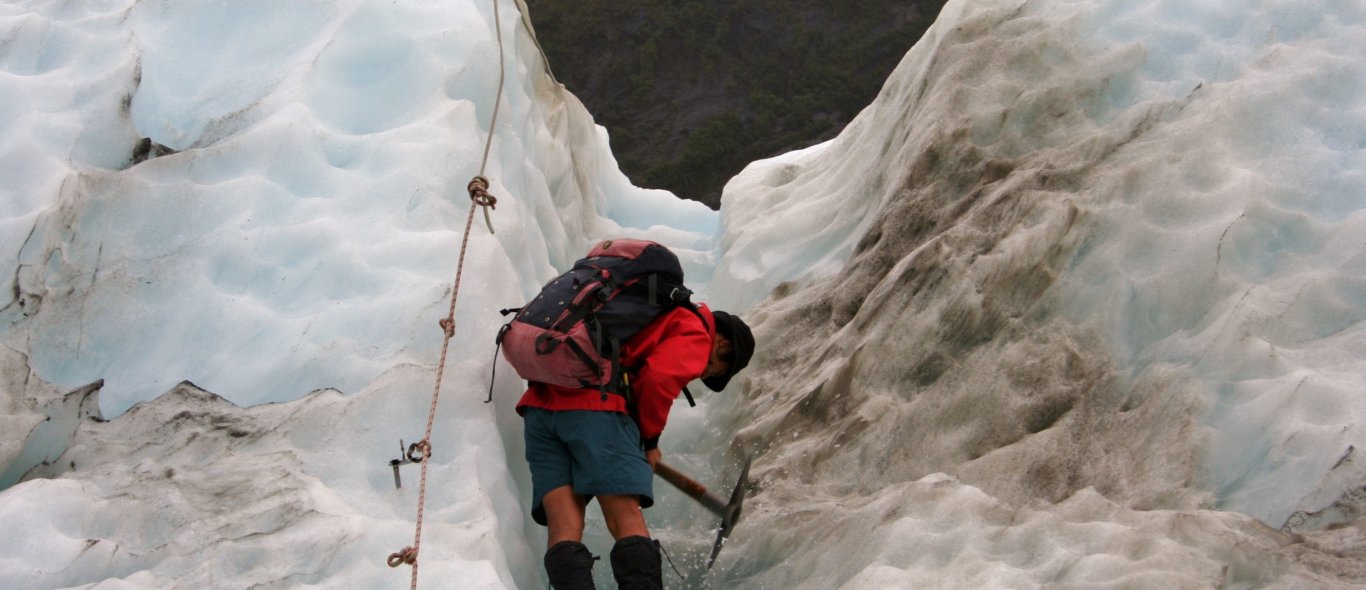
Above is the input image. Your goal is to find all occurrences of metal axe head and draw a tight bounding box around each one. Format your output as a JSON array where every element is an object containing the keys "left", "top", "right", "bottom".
[{"left": 707, "top": 455, "right": 752, "bottom": 569}]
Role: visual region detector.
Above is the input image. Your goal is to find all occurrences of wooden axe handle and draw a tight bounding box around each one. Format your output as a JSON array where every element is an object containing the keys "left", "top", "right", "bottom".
[{"left": 654, "top": 461, "right": 728, "bottom": 516}]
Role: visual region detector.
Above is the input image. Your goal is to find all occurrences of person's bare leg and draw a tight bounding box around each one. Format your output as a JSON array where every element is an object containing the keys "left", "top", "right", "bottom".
[
  {"left": 600, "top": 494, "right": 660, "bottom": 589},
  {"left": 543, "top": 485, "right": 589, "bottom": 547},
  {"left": 543, "top": 486, "right": 596, "bottom": 589},
  {"left": 598, "top": 494, "right": 649, "bottom": 540}
]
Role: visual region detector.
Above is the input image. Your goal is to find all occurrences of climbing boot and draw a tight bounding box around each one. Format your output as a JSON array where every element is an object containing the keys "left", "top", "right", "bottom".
[
  {"left": 609, "top": 535, "right": 662, "bottom": 590},
  {"left": 545, "top": 540, "right": 596, "bottom": 590}
]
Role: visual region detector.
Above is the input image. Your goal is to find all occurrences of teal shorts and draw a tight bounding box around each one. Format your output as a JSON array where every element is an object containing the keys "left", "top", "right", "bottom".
[{"left": 522, "top": 408, "right": 654, "bottom": 526}]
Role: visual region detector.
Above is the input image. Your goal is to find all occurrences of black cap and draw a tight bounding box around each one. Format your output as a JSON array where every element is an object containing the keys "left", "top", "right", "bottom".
[{"left": 703, "top": 311, "right": 754, "bottom": 392}]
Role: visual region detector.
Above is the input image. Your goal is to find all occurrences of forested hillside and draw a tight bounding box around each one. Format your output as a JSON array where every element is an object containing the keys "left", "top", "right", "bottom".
[{"left": 524, "top": 1, "right": 948, "bottom": 207}]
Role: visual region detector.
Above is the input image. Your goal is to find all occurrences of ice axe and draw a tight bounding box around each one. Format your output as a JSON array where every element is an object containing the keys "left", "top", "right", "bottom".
[{"left": 653, "top": 456, "right": 752, "bottom": 568}]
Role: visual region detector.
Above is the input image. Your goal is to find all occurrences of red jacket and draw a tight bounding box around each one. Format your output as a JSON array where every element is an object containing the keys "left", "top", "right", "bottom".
[{"left": 516, "top": 304, "right": 715, "bottom": 449}]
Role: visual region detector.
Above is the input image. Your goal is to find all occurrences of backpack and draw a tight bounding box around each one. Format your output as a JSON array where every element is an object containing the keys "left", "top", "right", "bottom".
[{"left": 495, "top": 239, "right": 704, "bottom": 403}]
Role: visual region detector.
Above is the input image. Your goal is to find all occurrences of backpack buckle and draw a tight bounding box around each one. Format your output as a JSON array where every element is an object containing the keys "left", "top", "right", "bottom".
[{"left": 668, "top": 286, "right": 691, "bottom": 304}]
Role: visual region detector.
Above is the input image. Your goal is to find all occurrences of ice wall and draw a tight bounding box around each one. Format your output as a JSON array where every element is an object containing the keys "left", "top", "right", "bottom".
[
  {"left": 703, "top": 0, "right": 1366, "bottom": 586},
  {"left": 0, "top": 0, "right": 717, "bottom": 418},
  {"left": 0, "top": 0, "right": 714, "bottom": 587}
]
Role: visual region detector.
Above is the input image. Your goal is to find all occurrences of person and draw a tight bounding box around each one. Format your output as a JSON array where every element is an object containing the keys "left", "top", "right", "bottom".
[{"left": 516, "top": 304, "right": 755, "bottom": 589}]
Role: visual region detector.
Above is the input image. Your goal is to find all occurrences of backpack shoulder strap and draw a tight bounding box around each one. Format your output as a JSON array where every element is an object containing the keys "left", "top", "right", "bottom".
[{"left": 681, "top": 300, "right": 709, "bottom": 332}]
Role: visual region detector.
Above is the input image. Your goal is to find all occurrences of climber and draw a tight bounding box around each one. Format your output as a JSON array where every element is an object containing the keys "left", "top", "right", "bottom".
[{"left": 516, "top": 304, "right": 754, "bottom": 589}]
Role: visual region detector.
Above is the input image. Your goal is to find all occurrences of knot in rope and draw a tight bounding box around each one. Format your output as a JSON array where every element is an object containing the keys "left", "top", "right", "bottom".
[
  {"left": 468, "top": 176, "right": 498, "bottom": 233},
  {"left": 439, "top": 317, "right": 455, "bottom": 338},
  {"left": 468, "top": 176, "right": 498, "bottom": 208},
  {"left": 388, "top": 546, "right": 418, "bottom": 568}
]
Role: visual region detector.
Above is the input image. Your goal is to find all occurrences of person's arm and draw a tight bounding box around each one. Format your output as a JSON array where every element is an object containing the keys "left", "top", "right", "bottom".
[{"left": 631, "top": 312, "right": 711, "bottom": 450}]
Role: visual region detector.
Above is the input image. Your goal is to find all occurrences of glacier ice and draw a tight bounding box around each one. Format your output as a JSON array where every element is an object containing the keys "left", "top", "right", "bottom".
[
  {"left": 1, "top": 0, "right": 1364, "bottom": 588},
  {"left": 704, "top": 0, "right": 1365, "bottom": 586},
  {"left": 0, "top": 0, "right": 717, "bottom": 416}
]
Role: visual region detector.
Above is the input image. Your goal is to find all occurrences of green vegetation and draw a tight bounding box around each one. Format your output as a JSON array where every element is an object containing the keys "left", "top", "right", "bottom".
[{"left": 526, "top": 0, "right": 946, "bottom": 207}]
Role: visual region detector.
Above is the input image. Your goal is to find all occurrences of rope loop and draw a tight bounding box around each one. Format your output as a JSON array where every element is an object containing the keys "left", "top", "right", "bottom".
[
  {"left": 388, "top": 546, "right": 418, "bottom": 568},
  {"left": 468, "top": 176, "right": 498, "bottom": 209},
  {"left": 407, "top": 440, "right": 431, "bottom": 464}
]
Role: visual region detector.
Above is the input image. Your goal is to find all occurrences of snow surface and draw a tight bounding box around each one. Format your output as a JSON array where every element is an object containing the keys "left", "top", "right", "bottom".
[{"left": 1, "top": 0, "right": 1364, "bottom": 588}]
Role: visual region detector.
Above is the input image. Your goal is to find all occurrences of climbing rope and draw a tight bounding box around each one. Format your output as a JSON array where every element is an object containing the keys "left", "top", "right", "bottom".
[{"left": 387, "top": 0, "right": 506, "bottom": 587}]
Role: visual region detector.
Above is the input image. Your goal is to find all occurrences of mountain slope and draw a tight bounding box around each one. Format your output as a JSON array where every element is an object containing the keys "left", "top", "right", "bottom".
[{"left": 524, "top": 0, "right": 948, "bottom": 207}]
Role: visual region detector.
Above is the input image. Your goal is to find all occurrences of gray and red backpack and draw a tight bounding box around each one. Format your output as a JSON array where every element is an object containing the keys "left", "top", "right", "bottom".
[{"left": 495, "top": 239, "right": 705, "bottom": 404}]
